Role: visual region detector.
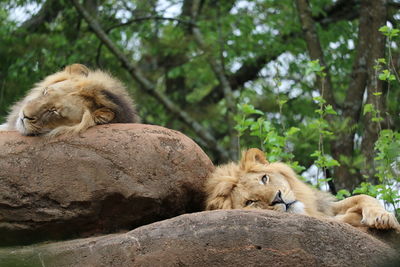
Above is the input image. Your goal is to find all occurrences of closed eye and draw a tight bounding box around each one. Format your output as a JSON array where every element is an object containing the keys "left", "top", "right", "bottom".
[
  {"left": 48, "top": 109, "right": 60, "bottom": 116},
  {"left": 245, "top": 200, "right": 257, "bottom": 206}
]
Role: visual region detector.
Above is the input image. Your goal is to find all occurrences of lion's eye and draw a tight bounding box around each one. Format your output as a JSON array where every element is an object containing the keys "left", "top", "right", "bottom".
[
  {"left": 48, "top": 109, "right": 60, "bottom": 116},
  {"left": 260, "top": 174, "right": 269, "bottom": 185},
  {"left": 245, "top": 200, "right": 256, "bottom": 206}
]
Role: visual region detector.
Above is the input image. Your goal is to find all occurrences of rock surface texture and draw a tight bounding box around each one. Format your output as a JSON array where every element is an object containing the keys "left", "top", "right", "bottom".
[
  {"left": 0, "top": 210, "right": 398, "bottom": 267},
  {"left": 0, "top": 124, "right": 213, "bottom": 246}
]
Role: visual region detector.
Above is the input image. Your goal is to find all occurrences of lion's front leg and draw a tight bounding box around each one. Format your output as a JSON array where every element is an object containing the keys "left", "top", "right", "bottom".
[
  {"left": 46, "top": 109, "right": 96, "bottom": 137},
  {"left": 332, "top": 195, "right": 400, "bottom": 230}
]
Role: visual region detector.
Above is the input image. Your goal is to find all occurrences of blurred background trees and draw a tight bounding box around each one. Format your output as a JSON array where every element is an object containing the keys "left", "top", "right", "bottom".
[{"left": 0, "top": 0, "right": 399, "bottom": 206}]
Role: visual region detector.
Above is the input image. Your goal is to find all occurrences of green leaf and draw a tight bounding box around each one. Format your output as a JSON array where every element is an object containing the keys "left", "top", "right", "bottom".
[
  {"left": 363, "top": 104, "right": 375, "bottom": 115},
  {"left": 321, "top": 130, "right": 333, "bottom": 136},
  {"left": 325, "top": 104, "right": 337, "bottom": 115},
  {"left": 313, "top": 96, "right": 326, "bottom": 104},
  {"left": 371, "top": 117, "right": 384, "bottom": 122},
  {"left": 378, "top": 69, "right": 396, "bottom": 81},
  {"left": 379, "top": 26, "right": 390, "bottom": 34},
  {"left": 377, "top": 58, "right": 386, "bottom": 64},
  {"left": 306, "top": 60, "right": 326, "bottom": 76},
  {"left": 278, "top": 99, "right": 287, "bottom": 106},
  {"left": 286, "top": 127, "right": 300, "bottom": 136},
  {"left": 310, "top": 150, "right": 321, "bottom": 158},
  {"left": 241, "top": 104, "right": 264, "bottom": 115},
  {"left": 336, "top": 189, "right": 351, "bottom": 200},
  {"left": 325, "top": 158, "right": 340, "bottom": 167}
]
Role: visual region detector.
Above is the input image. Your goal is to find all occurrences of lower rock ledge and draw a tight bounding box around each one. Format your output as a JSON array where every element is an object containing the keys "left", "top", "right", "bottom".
[{"left": 0, "top": 210, "right": 398, "bottom": 267}]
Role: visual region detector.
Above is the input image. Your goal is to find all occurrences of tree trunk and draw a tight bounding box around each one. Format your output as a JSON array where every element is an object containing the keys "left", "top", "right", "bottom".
[
  {"left": 361, "top": 0, "right": 388, "bottom": 182},
  {"left": 333, "top": 0, "right": 387, "bottom": 191}
]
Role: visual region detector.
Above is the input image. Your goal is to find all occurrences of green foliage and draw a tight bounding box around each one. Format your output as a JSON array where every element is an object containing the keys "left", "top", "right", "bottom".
[
  {"left": 353, "top": 182, "right": 380, "bottom": 198},
  {"left": 379, "top": 25, "right": 399, "bottom": 38},
  {"left": 234, "top": 103, "right": 304, "bottom": 173},
  {"left": 336, "top": 189, "right": 351, "bottom": 200},
  {"left": 306, "top": 59, "right": 340, "bottom": 187},
  {"left": 378, "top": 69, "right": 396, "bottom": 81},
  {"left": 363, "top": 103, "right": 384, "bottom": 123},
  {"left": 371, "top": 129, "right": 400, "bottom": 212},
  {"left": 352, "top": 26, "right": 400, "bottom": 215},
  {"left": 306, "top": 59, "right": 326, "bottom": 77}
]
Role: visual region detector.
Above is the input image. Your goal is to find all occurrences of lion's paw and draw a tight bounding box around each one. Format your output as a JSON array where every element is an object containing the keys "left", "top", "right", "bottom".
[
  {"left": 46, "top": 126, "right": 82, "bottom": 138},
  {"left": 361, "top": 208, "right": 400, "bottom": 230}
]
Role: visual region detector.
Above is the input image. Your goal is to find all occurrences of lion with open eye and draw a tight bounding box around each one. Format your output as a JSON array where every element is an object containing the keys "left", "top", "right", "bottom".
[
  {"left": 0, "top": 64, "right": 140, "bottom": 136},
  {"left": 205, "top": 148, "right": 400, "bottom": 231}
]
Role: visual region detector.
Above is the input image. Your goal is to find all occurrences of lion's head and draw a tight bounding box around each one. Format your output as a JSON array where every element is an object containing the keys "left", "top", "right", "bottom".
[
  {"left": 15, "top": 64, "right": 92, "bottom": 135},
  {"left": 205, "top": 148, "right": 305, "bottom": 214},
  {"left": 16, "top": 87, "right": 87, "bottom": 135}
]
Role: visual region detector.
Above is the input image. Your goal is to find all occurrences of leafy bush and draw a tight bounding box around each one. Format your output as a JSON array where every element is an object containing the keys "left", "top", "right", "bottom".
[{"left": 234, "top": 26, "right": 400, "bottom": 218}]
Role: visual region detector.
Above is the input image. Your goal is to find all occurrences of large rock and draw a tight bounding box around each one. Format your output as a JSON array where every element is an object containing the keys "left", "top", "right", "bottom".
[
  {"left": 0, "top": 210, "right": 398, "bottom": 267},
  {"left": 0, "top": 124, "right": 213, "bottom": 246}
]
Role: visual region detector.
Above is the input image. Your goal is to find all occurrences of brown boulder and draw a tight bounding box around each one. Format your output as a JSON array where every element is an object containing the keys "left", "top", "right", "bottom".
[
  {"left": 0, "top": 210, "right": 398, "bottom": 267},
  {"left": 0, "top": 124, "right": 213, "bottom": 246}
]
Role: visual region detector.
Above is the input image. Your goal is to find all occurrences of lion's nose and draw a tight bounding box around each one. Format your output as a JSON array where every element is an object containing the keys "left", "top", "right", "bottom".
[
  {"left": 271, "top": 190, "right": 284, "bottom": 205},
  {"left": 22, "top": 112, "right": 35, "bottom": 121}
]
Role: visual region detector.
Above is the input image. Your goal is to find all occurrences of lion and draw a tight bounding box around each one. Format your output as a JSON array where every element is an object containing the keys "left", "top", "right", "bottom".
[
  {"left": 0, "top": 64, "right": 140, "bottom": 136},
  {"left": 205, "top": 148, "right": 400, "bottom": 231}
]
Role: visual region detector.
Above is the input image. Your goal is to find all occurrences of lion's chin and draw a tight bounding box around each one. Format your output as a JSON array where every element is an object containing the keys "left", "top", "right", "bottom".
[
  {"left": 0, "top": 123, "right": 8, "bottom": 130},
  {"left": 16, "top": 118, "right": 30, "bottom": 135},
  {"left": 286, "top": 201, "right": 305, "bottom": 214}
]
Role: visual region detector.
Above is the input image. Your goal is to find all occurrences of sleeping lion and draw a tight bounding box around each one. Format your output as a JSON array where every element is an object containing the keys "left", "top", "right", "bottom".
[
  {"left": 205, "top": 148, "right": 400, "bottom": 231},
  {"left": 0, "top": 64, "right": 140, "bottom": 136}
]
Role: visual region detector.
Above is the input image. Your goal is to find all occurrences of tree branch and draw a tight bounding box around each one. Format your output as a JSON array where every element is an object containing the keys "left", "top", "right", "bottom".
[
  {"left": 191, "top": 0, "right": 238, "bottom": 160},
  {"left": 295, "top": 0, "right": 337, "bottom": 108},
  {"left": 71, "top": 0, "right": 229, "bottom": 160},
  {"left": 199, "top": 0, "right": 360, "bottom": 106},
  {"left": 198, "top": 36, "right": 289, "bottom": 106},
  {"left": 388, "top": 0, "right": 400, "bottom": 8},
  {"left": 96, "top": 16, "right": 194, "bottom": 69},
  {"left": 106, "top": 16, "right": 195, "bottom": 33},
  {"left": 315, "top": 0, "right": 360, "bottom": 27}
]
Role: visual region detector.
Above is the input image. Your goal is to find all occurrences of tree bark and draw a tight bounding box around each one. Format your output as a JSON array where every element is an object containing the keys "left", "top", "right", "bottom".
[
  {"left": 360, "top": 0, "right": 388, "bottom": 182},
  {"left": 333, "top": 0, "right": 387, "bottom": 190},
  {"left": 295, "top": 0, "right": 336, "bottom": 108}
]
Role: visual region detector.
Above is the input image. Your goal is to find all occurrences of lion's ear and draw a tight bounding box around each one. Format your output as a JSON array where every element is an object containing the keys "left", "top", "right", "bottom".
[
  {"left": 240, "top": 148, "right": 269, "bottom": 170},
  {"left": 65, "top": 64, "right": 89, "bottom": 76}
]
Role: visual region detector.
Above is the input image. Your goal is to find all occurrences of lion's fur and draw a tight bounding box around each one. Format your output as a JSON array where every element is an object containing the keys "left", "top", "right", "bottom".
[
  {"left": 205, "top": 148, "right": 400, "bottom": 230},
  {"left": 0, "top": 64, "right": 140, "bottom": 136}
]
